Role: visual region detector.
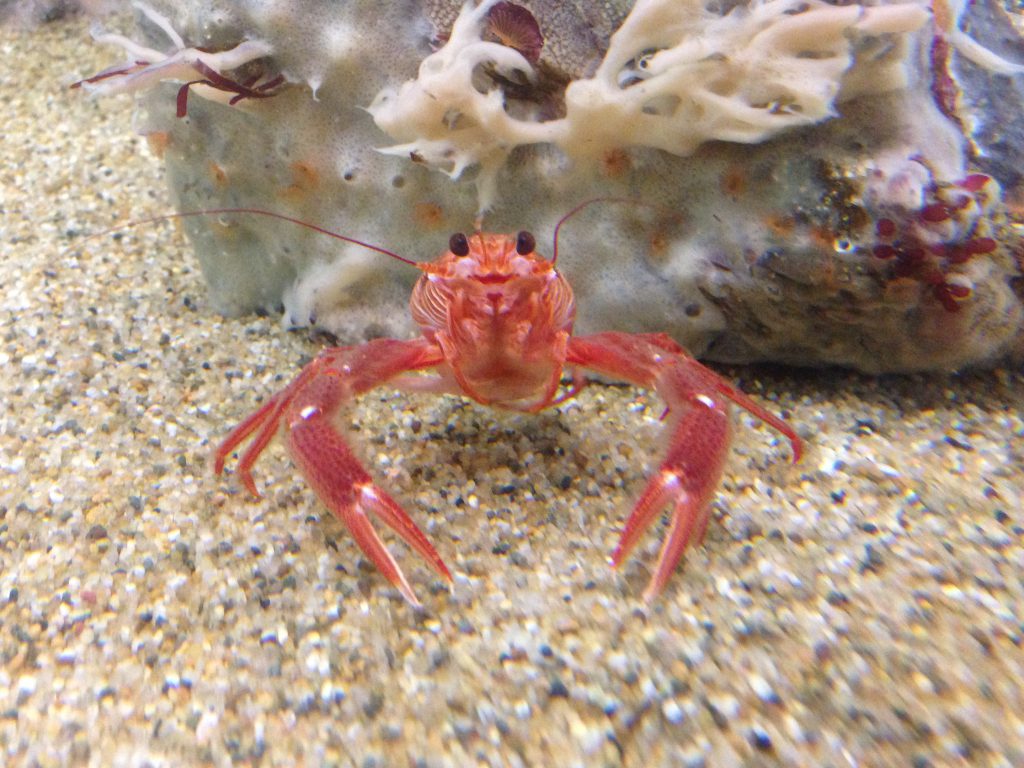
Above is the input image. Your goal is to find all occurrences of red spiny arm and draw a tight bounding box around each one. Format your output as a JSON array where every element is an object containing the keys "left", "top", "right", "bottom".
[
  {"left": 215, "top": 338, "right": 448, "bottom": 606},
  {"left": 566, "top": 332, "right": 802, "bottom": 600},
  {"left": 213, "top": 361, "right": 320, "bottom": 494}
]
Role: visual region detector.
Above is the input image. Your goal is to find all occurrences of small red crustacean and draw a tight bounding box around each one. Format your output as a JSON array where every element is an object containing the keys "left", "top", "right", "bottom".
[{"left": 210, "top": 205, "right": 803, "bottom": 605}]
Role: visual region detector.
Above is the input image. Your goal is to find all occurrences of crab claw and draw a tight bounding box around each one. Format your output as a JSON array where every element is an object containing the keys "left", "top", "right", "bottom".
[
  {"left": 214, "top": 339, "right": 450, "bottom": 606},
  {"left": 567, "top": 332, "right": 802, "bottom": 601},
  {"left": 286, "top": 412, "right": 450, "bottom": 607},
  {"left": 608, "top": 415, "right": 729, "bottom": 602}
]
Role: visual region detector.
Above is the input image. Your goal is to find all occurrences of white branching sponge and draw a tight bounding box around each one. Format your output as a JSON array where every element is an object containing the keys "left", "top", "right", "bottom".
[{"left": 369, "top": 0, "right": 930, "bottom": 210}]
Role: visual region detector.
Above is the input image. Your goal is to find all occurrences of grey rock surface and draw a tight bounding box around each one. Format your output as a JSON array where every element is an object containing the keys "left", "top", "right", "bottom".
[{"left": 77, "top": 0, "right": 1024, "bottom": 372}]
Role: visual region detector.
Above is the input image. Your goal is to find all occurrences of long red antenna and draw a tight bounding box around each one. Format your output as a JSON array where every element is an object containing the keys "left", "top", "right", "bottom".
[
  {"left": 551, "top": 196, "right": 647, "bottom": 264},
  {"left": 79, "top": 207, "right": 419, "bottom": 266}
]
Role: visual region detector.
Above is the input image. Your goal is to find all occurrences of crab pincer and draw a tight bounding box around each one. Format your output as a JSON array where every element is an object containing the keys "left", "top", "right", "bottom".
[
  {"left": 214, "top": 340, "right": 451, "bottom": 606},
  {"left": 566, "top": 333, "right": 802, "bottom": 601}
]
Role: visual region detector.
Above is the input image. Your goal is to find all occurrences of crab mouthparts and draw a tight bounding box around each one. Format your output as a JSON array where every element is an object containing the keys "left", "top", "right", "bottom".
[{"left": 476, "top": 273, "right": 513, "bottom": 284}]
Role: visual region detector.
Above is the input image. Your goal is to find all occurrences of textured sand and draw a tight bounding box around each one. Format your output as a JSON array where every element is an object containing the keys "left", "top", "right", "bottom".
[{"left": 2, "top": 16, "right": 1023, "bottom": 768}]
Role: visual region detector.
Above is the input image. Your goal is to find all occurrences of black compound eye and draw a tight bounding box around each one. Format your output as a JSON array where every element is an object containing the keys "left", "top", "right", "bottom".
[
  {"left": 448, "top": 232, "right": 470, "bottom": 257},
  {"left": 515, "top": 230, "right": 535, "bottom": 255}
]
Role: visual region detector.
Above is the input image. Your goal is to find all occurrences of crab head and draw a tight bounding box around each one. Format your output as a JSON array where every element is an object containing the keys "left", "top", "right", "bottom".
[{"left": 409, "top": 231, "right": 576, "bottom": 409}]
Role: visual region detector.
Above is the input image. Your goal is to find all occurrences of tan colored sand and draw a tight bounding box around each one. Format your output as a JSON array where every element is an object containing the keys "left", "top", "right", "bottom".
[{"left": 1, "top": 15, "right": 1022, "bottom": 768}]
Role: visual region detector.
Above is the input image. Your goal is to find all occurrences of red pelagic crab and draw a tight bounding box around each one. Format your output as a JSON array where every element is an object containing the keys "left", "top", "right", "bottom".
[{"left": 209, "top": 204, "right": 803, "bottom": 605}]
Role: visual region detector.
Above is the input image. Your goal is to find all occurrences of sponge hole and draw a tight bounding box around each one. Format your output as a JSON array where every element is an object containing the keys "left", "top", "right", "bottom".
[
  {"left": 641, "top": 94, "right": 681, "bottom": 117},
  {"left": 705, "top": 79, "right": 737, "bottom": 97},
  {"left": 617, "top": 47, "right": 665, "bottom": 88}
]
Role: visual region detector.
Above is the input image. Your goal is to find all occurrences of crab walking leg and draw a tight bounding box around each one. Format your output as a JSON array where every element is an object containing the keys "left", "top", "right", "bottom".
[
  {"left": 567, "top": 332, "right": 802, "bottom": 601},
  {"left": 215, "top": 338, "right": 449, "bottom": 605},
  {"left": 213, "top": 362, "right": 320, "bottom": 496}
]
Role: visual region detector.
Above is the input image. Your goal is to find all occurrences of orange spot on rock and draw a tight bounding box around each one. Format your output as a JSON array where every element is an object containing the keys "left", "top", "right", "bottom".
[
  {"left": 764, "top": 214, "right": 796, "bottom": 238},
  {"left": 810, "top": 226, "right": 836, "bottom": 250},
  {"left": 208, "top": 161, "right": 229, "bottom": 189},
  {"left": 290, "top": 161, "right": 320, "bottom": 190},
  {"left": 647, "top": 230, "right": 672, "bottom": 265},
  {"left": 601, "top": 148, "right": 632, "bottom": 178},
  {"left": 413, "top": 202, "right": 446, "bottom": 230},
  {"left": 144, "top": 131, "right": 170, "bottom": 158},
  {"left": 279, "top": 160, "right": 322, "bottom": 202},
  {"left": 720, "top": 166, "right": 747, "bottom": 200}
]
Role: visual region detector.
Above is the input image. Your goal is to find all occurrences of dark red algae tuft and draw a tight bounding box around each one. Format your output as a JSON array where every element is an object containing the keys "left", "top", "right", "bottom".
[
  {"left": 867, "top": 175, "right": 1000, "bottom": 313},
  {"left": 957, "top": 174, "right": 991, "bottom": 193},
  {"left": 920, "top": 202, "right": 952, "bottom": 223},
  {"left": 933, "top": 282, "right": 972, "bottom": 312},
  {"left": 875, "top": 218, "right": 897, "bottom": 238}
]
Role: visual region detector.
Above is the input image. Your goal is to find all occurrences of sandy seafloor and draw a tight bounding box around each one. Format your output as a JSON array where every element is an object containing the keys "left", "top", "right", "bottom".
[{"left": 2, "top": 15, "right": 1024, "bottom": 768}]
